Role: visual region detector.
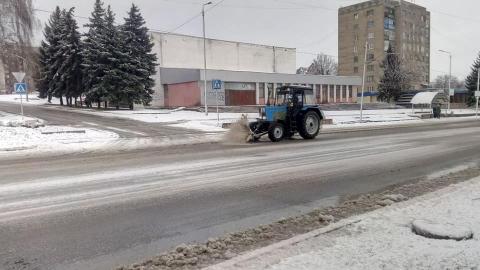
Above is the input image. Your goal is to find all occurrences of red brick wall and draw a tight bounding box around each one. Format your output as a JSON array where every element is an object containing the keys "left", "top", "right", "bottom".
[{"left": 165, "top": 81, "right": 201, "bottom": 107}]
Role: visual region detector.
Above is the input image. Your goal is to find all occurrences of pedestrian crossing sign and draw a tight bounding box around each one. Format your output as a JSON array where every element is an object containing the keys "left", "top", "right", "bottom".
[
  {"left": 14, "top": 83, "right": 27, "bottom": 94},
  {"left": 212, "top": 79, "right": 222, "bottom": 90}
]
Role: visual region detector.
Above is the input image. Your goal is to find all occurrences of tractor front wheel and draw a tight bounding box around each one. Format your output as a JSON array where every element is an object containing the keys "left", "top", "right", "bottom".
[
  {"left": 299, "top": 111, "right": 321, "bottom": 140},
  {"left": 268, "top": 122, "right": 285, "bottom": 142}
]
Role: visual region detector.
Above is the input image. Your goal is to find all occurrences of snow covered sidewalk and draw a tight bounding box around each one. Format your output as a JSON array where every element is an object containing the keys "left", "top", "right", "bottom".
[
  {"left": 209, "top": 177, "right": 480, "bottom": 270},
  {"left": 0, "top": 113, "right": 119, "bottom": 155}
]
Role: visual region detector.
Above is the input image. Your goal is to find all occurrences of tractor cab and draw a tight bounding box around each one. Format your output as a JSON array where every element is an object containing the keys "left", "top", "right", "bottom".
[{"left": 249, "top": 85, "right": 324, "bottom": 142}]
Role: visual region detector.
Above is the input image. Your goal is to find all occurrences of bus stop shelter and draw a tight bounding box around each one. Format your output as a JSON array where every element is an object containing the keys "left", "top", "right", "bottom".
[{"left": 410, "top": 91, "right": 447, "bottom": 115}]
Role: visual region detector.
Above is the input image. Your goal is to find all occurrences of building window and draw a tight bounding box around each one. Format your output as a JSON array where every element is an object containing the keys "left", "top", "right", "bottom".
[
  {"left": 384, "top": 18, "right": 395, "bottom": 30},
  {"left": 354, "top": 67, "right": 359, "bottom": 73},
  {"left": 353, "top": 24, "right": 359, "bottom": 30},
  {"left": 354, "top": 34, "right": 359, "bottom": 41},
  {"left": 259, "top": 83, "right": 265, "bottom": 98},
  {"left": 368, "top": 42, "right": 374, "bottom": 50},
  {"left": 367, "top": 9, "right": 374, "bottom": 16},
  {"left": 367, "top": 65, "right": 374, "bottom": 72},
  {"left": 267, "top": 83, "right": 274, "bottom": 100},
  {"left": 367, "top": 20, "right": 374, "bottom": 28},
  {"left": 329, "top": 85, "right": 335, "bottom": 99},
  {"left": 368, "top": 32, "right": 374, "bottom": 39},
  {"left": 353, "top": 46, "right": 358, "bottom": 53},
  {"left": 367, "top": 53, "right": 374, "bottom": 61},
  {"left": 354, "top": 13, "right": 359, "bottom": 20},
  {"left": 367, "top": 76, "right": 374, "bottom": 83}
]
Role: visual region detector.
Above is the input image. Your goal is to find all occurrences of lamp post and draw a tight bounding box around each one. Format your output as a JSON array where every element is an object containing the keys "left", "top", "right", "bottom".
[
  {"left": 439, "top": 50, "right": 452, "bottom": 114},
  {"left": 360, "top": 40, "right": 368, "bottom": 122},
  {"left": 202, "top": 1, "right": 213, "bottom": 116}
]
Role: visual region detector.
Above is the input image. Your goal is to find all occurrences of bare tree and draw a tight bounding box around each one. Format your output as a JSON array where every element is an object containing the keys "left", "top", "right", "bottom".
[
  {"left": 433, "top": 74, "right": 464, "bottom": 89},
  {"left": 0, "top": 0, "right": 34, "bottom": 46},
  {"left": 0, "top": 0, "right": 37, "bottom": 92},
  {"left": 297, "top": 54, "right": 337, "bottom": 75}
]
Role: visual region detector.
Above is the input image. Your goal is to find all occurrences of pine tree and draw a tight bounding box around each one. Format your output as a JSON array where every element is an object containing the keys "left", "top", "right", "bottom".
[
  {"left": 120, "top": 4, "right": 157, "bottom": 108},
  {"left": 82, "top": 0, "right": 107, "bottom": 108},
  {"left": 465, "top": 52, "right": 480, "bottom": 106},
  {"left": 55, "top": 8, "right": 83, "bottom": 106},
  {"left": 37, "top": 41, "right": 50, "bottom": 99},
  {"left": 378, "top": 46, "right": 410, "bottom": 103},
  {"left": 50, "top": 9, "right": 69, "bottom": 105},
  {"left": 98, "top": 6, "right": 130, "bottom": 109},
  {"left": 37, "top": 6, "right": 62, "bottom": 102}
]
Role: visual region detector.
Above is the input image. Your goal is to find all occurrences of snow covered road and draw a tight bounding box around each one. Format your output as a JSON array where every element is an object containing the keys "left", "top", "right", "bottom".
[{"left": 1, "top": 120, "right": 480, "bottom": 270}]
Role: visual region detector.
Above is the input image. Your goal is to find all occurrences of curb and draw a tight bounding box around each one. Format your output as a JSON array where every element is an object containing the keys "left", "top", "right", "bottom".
[{"left": 204, "top": 176, "right": 480, "bottom": 270}]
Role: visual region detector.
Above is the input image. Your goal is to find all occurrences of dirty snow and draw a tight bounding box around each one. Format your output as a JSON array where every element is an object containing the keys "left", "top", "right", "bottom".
[{"left": 211, "top": 177, "right": 480, "bottom": 270}]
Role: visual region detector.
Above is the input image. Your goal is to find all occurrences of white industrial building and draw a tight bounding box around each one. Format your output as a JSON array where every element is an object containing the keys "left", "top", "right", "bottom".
[{"left": 149, "top": 32, "right": 298, "bottom": 107}]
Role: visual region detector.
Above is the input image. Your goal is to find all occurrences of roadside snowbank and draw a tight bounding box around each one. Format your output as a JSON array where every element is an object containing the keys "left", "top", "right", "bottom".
[
  {"left": 0, "top": 112, "right": 119, "bottom": 154},
  {"left": 0, "top": 125, "right": 119, "bottom": 153},
  {"left": 211, "top": 177, "right": 480, "bottom": 270}
]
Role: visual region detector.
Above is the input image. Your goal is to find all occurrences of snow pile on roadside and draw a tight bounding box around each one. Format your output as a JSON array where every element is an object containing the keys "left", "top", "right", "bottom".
[
  {"left": 0, "top": 113, "right": 45, "bottom": 128},
  {"left": 324, "top": 109, "right": 419, "bottom": 127},
  {"left": 232, "top": 177, "right": 480, "bottom": 270},
  {"left": 0, "top": 125, "right": 119, "bottom": 153}
]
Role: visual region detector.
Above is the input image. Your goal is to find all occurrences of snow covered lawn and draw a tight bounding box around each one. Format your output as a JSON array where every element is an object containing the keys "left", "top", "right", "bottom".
[
  {"left": 210, "top": 177, "right": 480, "bottom": 270},
  {"left": 0, "top": 113, "right": 119, "bottom": 155}
]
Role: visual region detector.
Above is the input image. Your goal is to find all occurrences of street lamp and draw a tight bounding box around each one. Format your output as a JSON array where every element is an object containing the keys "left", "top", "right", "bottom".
[
  {"left": 360, "top": 40, "right": 368, "bottom": 122},
  {"left": 439, "top": 49, "right": 452, "bottom": 114},
  {"left": 202, "top": 1, "right": 213, "bottom": 116}
]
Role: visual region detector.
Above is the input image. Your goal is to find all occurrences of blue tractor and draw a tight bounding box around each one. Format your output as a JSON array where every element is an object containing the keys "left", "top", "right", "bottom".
[{"left": 248, "top": 85, "right": 324, "bottom": 142}]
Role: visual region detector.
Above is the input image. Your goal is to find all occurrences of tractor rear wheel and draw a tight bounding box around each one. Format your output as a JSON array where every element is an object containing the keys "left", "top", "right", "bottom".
[
  {"left": 299, "top": 111, "right": 321, "bottom": 140},
  {"left": 268, "top": 122, "right": 285, "bottom": 142}
]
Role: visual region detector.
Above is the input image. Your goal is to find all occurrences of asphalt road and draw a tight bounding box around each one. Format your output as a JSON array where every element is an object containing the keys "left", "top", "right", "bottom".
[
  {"left": 1, "top": 104, "right": 480, "bottom": 270},
  {"left": 0, "top": 101, "right": 198, "bottom": 138}
]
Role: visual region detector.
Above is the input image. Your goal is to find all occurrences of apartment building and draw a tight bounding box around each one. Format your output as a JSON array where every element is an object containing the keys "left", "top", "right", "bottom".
[{"left": 338, "top": 0, "right": 430, "bottom": 102}]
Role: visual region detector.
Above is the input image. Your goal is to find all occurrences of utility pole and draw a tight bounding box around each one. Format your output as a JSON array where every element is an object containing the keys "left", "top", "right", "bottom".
[
  {"left": 476, "top": 68, "right": 479, "bottom": 118},
  {"left": 360, "top": 40, "right": 368, "bottom": 122},
  {"left": 439, "top": 50, "right": 452, "bottom": 114},
  {"left": 202, "top": 1, "right": 212, "bottom": 116}
]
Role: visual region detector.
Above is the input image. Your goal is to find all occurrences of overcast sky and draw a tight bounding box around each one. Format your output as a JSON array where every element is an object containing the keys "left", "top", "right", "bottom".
[{"left": 32, "top": 0, "right": 480, "bottom": 81}]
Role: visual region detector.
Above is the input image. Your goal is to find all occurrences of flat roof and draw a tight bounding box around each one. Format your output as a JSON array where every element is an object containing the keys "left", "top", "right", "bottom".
[
  {"left": 160, "top": 68, "right": 362, "bottom": 86},
  {"left": 149, "top": 31, "right": 296, "bottom": 51}
]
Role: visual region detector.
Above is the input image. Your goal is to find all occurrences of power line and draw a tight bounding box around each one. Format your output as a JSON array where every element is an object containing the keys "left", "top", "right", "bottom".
[
  {"left": 296, "top": 51, "right": 337, "bottom": 59},
  {"left": 163, "top": 0, "right": 228, "bottom": 34}
]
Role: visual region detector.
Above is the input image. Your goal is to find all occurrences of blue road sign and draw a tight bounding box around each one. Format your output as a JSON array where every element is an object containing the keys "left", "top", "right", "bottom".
[
  {"left": 212, "top": 79, "right": 222, "bottom": 90},
  {"left": 14, "top": 83, "right": 27, "bottom": 94}
]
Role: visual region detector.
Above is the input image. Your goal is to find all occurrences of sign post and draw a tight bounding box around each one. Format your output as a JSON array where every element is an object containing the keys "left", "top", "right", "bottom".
[
  {"left": 477, "top": 69, "right": 480, "bottom": 118},
  {"left": 14, "top": 83, "right": 27, "bottom": 118},
  {"left": 212, "top": 79, "right": 222, "bottom": 124},
  {"left": 475, "top": 91, "right": 480, "bottom": 118}
]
